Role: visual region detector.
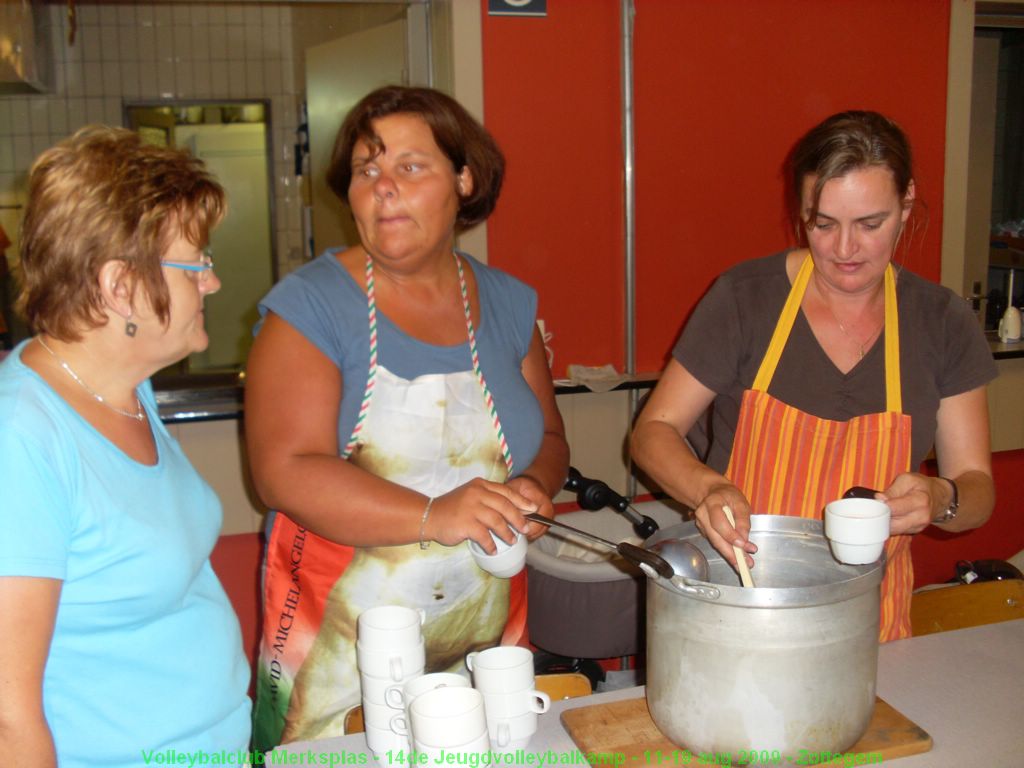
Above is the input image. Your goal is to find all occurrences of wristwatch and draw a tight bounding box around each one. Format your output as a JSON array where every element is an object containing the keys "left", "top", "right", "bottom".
[{"left": 932, "top": 477, "right": 959, "bottom": 524}]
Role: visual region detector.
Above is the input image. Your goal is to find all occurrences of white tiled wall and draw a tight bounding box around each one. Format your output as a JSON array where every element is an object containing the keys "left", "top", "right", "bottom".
[
  {"left": 0, "top": 2, "right": 302, "bottom": 272},
  {"left": 0, "top": 1, "right": 404, "bottom": 276}
]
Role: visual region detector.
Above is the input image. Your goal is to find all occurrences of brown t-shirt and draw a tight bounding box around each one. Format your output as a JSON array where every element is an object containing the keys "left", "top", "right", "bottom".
[{"left": 674, "top": 251, "right": 998, "bottom": 473}]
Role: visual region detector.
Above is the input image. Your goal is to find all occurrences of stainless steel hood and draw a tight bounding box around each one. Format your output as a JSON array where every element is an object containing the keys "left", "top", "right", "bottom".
[{"left": 0, "top": 0, "right": 52, "bottom": 95}]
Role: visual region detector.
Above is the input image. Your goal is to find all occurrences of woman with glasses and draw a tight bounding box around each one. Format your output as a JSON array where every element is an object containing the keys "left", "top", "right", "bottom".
[{"left": 0, "top": 126, "right": 251, "bottom": 767}]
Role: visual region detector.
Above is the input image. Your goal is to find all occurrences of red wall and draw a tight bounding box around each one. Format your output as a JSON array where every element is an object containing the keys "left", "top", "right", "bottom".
[
  {"left": 912, "top": 451, "right": 1024, "bottom": 587},
  {"left": 632, "top": 0, "right": 950, "bottom": 370},
  {"left": 482, "top": 0, "right": 624, "bottom": 377},
  {"left": 482, "top": 0, "right": 950, "bottom": 375},
  {"left": 481, "top": 0, "right": 1024, "bottom": 586}
]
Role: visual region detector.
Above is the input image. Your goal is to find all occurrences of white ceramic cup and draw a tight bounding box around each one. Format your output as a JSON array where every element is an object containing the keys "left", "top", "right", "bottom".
[
  {"left": 465, "top": 645, "right": 536, "bottom": 693},
  {"left": 413, "top": 731, "right": 491, "bottom": 764},
  {"left": 467, "top": 526, "right": 527, "bottom": 578},
  {"left": 408, "top": 686, "right": 489, "bottom": 748},
  {"left": 386, "top": 671, "right": 471, "bottom": 711},
  {"left": 488, "top": 710, "right": 540, "bottom": 750},
  {"left": 479, "top": 687, "right": 550, "bottom": 718},
  {"left": 357, "top": 605, "right": 425, "bottom": 648},
  {"left": 361, "top": 670, "right": 424, "bottom": 705},
  {"left": 356, "top": 640, "right": 426, "bottom": 682},
  {"left": 364, "top": 720, "right": 412, "bottom": 758},
  {"left": 824, "top": 498, "right": 891, "bottom": 564},
  {"left": 362, "top": 699, "right": 405, "bottom": 730}
]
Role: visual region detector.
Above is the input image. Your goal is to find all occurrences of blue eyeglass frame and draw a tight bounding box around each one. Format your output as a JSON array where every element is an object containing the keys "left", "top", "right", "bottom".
[{"left": 161, "top": 251, "right": 214, "bottom": 278}]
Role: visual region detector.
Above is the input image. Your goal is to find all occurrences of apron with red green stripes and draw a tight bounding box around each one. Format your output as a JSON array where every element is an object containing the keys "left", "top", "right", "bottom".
[
  {"left": 724, "top": 252, "right": 913, "bottom": 642},
  {"left": 253, "top": 252, "right": 526, "bottom": 750}
]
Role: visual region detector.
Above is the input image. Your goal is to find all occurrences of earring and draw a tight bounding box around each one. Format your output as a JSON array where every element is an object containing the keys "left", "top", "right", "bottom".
[{"left": 125, "top": 317, "right": 138, "bottom": 337}]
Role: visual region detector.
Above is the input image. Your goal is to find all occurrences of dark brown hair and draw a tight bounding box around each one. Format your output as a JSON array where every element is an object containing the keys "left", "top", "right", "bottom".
[
  {"left": 19, "top": 125, "right": 225, "bottom": 340},
  {"left": 789, "top": 110, "right": 914, "bottom": 232},
  {"left": 326, "top": 85, "right": 504, "bottom": 231}
]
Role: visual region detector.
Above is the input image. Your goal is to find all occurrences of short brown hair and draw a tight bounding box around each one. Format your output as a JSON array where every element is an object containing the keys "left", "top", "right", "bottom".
[
  {"left": 19, "top": 125, "right": 225, "bottom": 340},
  {"left": 789, "top": 110, "right": 914, "bottom": 231},
  {"left": 326, "top": 86, "right": 504, "bottom": 231}
]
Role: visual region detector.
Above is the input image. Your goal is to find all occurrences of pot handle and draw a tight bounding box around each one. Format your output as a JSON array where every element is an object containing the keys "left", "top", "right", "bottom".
[{"left": 666, "top": 576, "right": 721, "bottom": 600}]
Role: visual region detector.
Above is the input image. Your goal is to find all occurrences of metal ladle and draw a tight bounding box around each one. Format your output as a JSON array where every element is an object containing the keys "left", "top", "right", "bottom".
[
  {"left": 524, "top": 513, "right": 706, "bottom": 580},
  {"left": 647, "top": 537, "right": 710, "bottom": 581}
]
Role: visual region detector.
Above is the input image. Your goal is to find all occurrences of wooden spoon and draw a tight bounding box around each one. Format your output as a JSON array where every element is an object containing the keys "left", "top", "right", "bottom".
[{"left": 722, "top": 505, "right": 755, "bottom": 588}]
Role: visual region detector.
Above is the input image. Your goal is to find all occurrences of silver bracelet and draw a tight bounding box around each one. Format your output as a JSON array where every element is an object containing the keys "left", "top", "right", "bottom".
[{"left": 418, "top": 497, "right": 435, "bottom": 550}]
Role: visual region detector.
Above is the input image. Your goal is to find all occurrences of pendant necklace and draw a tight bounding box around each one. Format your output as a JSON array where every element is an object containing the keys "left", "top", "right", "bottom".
[
  {"left": 830, "top": 310, "right": 880, "bottom": 359},
  {"left": 818, "top": 283, "right": 884, "bottom": 360},
  {"left": 37, "top": 337, "right": 146, "bottom": 421}
]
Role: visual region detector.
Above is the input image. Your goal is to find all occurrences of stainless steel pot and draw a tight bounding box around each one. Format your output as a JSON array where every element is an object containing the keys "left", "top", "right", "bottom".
[{"left": 645, "top": 515, "right": 884, "bottom": 757}]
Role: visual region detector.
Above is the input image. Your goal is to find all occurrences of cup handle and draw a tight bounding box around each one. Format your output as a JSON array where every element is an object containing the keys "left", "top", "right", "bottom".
[
  {"left": 465, "top": 651, "right": 477, "bottom": 672},
  {"left": 385, "top": 685, "right": 404, "bottom": 709},
  {"left": 496, "top": 721, "right": 511, "bottom": 748},
  {"left": 390, "top": 713, "right": 409, "bottom": 737},
  {"left": 530, "top": 690, "right": 551, "bottom": 714},
  {"left": 389, "top": 656, "right": 403, "bottom": 682}
]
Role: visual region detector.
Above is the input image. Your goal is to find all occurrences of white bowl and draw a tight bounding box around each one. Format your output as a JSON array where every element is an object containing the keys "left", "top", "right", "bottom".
[
  {"left": 828, "top": 540, "right": 885, "bottom": 565},
  {"left": 824, "top": 498, "right": 890, "bottom": 565},
  {"left": 468, "top": 527, "right": 527, "bottom": 578}
]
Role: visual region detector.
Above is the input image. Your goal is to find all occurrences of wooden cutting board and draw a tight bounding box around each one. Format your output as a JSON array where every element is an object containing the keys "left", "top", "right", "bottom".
[{"left": 561, "top": 696, "right": 931, "bottom": 764}]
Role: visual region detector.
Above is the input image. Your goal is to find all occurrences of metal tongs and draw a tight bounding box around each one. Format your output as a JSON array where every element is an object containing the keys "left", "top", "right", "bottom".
[{"left": 524, "top": 512, "right": 675, "bottom": 579}]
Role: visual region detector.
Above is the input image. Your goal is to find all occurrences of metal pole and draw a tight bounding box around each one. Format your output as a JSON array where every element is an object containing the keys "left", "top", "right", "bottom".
[
  {"left": 621, "top": 0, "right": 639, "bottom": 506},
  {"left": 621, "top": 0, "right": 636, "bottom": 378}
]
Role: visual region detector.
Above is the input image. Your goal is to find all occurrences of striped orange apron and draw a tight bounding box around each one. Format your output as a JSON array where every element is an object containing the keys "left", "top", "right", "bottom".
[{"left": 724, "top": 252, "right": 913, "bottom": 641}]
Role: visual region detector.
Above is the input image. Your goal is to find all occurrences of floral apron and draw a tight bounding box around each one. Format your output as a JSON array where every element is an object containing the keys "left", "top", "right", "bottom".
[
  {"left": 253, "top": 253, "right": 527, "bottom": 750},
  {"left": 724, "top": 252, "right": 913, "bottom": 642}
]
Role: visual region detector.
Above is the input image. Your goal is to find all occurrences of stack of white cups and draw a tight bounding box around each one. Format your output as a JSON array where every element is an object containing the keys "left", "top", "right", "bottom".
[
  {"left": 466, "top": 646, "right": 550, "bottom": 750},
  {"left": 356, "top": 606, "right": 426, "bottom": 760}
]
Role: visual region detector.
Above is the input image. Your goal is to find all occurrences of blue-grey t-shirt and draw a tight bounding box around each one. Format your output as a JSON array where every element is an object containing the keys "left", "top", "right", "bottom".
[{"left": 257, "top": 250, "right": 544, "bottom": 474}]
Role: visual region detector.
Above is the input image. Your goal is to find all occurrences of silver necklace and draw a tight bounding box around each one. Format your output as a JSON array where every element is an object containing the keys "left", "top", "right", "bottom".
[
  {"left": 815, "top": 280, "right": 884, "bottom": 360},
  {"left": 825, "top": 304, "right": 883, "bottom": 359},
  {"left": 36, "top": 337, "right": 146, "bottom": 421}
]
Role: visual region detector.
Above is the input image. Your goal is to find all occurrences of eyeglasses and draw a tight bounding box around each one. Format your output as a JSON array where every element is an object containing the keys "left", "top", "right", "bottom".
[{"left": 161, "top": 250, "right": 214, "bottom": 282}]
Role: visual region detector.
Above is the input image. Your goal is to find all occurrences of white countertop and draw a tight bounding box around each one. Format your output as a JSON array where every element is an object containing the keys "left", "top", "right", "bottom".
[{"left": 275, "top": 619, "right": 1024, "bottom": 768}]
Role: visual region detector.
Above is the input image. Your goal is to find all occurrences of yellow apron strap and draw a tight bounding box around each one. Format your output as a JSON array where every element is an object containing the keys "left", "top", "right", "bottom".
[
  {"left": 883, "top": 263, "right": 901, "bottom": 413},
  {"left": 752, "top": 252, "right": 814, "bottom": 392},
  {"left": 752, "top": 252, "right": 903, "bottom": 414}
]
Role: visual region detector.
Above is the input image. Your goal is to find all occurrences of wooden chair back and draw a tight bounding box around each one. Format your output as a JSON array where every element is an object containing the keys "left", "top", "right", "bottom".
[
  {"left": 910, "top": 579, "right": 1024, "bottom": 637},
  {"left": 535, "top": 671, "right": 593, "bottom": 700}
]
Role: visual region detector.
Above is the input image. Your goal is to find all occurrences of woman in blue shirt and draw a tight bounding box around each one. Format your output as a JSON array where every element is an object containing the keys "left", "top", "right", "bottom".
[{"left": 0, "top": 126, "right": 251, "bottom": 767}]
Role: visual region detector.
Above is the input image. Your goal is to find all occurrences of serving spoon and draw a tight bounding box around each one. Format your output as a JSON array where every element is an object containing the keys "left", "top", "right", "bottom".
[{"left": 646, "top": 537, "right": 710, "bottom": 581}]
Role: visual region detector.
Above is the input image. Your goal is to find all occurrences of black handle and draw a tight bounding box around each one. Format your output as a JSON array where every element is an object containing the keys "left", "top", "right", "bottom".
[
  {"left": 842, "top": 486, "right": 881, "bottom": 500},
  {"left": 617, "top": 542, "right": 674, "bottom": 579},
  {"left": 563, "top": 466, "right": 660, "bottom": 538}
]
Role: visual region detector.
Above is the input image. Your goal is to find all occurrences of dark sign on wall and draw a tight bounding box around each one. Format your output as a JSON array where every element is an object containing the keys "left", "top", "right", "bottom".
[{"left": 488, "top": 0, "right": 547, "bottom": 18}]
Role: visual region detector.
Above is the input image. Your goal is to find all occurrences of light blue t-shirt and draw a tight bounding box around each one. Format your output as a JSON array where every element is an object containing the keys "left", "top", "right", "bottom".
[
  {"left": 258, "top": 250, "right": 544, "bottom": 473},
  {"left": 0, "top": 342, "right": 251, "bottom": 768}
]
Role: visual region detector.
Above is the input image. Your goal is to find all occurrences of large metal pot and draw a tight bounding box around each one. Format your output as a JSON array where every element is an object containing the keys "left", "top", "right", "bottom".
[{"left": 645, "top": 515, "right": 883, "bottom": 757}]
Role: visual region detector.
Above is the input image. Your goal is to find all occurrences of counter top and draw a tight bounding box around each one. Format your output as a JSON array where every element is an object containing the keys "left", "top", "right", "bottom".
[
  {"left": 989, "top": 332, "right": 1024, "bottom": 359},
  {"left": 155, "top": 372, "right": 663, "bottom": 423},
  {"left": 156, "top": 380, "right": 244, "bottom": 424},
  {"left": 275, "top": 619, "right": 1024, "bottom": 768},
  {"left": 156, "top": 331, "right": 1021, "bottom": 424}
]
